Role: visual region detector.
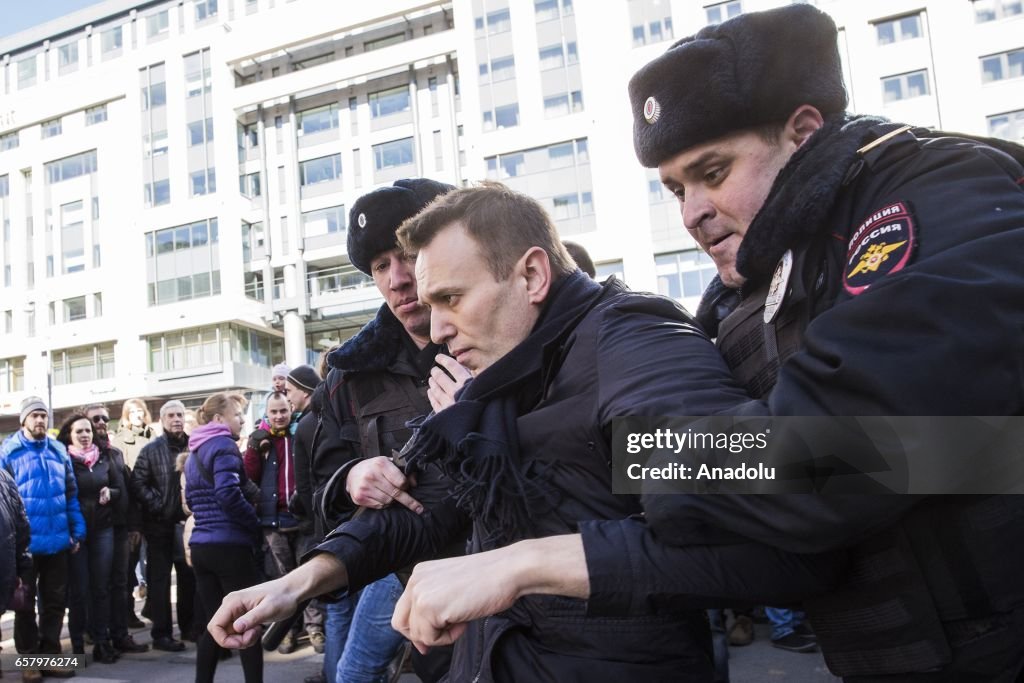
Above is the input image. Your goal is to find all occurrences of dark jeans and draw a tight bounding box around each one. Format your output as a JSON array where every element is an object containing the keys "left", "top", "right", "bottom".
[
  {"left": 191, "top": 543, "right": 263, "bottom": 683},
  {"left": 145, "top": 524, "right": 195, "bottom": 641},
  {"left": 110, "top": 526, "right": 130, "bottom": 640},
  {"left": 69, "top": 525, "right": 114, "bottom": 646},
  {"left": 14, "top": 550, "right": 69, "bottom": 654}
]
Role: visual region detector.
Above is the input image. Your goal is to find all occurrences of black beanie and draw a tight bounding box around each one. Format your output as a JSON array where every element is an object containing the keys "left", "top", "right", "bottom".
[
  {"left": 346, "top": 178, "right": 456, "bottom": 275},
  {"left": 629, "top": 4, "right": 848, "bottom": 168},
  {"left": 286, "top": 365, "right": 321, "bottom": 394}
]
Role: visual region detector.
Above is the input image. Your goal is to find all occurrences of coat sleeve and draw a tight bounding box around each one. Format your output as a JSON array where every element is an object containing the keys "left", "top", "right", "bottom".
[
  {"left": 210, "top": 447, "right": 261, "bottom": 539},
  {"left": 242, "top": 442, "right": 262, "bottom": 484},
  {"left": 313, "top": 371, "right": 364, "bottom": 512},
  {"left": 130, "top": 445, "right": 162, "bottom": 516},
  {"left": 1, "top": 472, "right": 31, "bottom": 577},
  {"left": 63, "top": 453, "right": 87, "bottom": 542},
  {"left": 292, "top": 413, "right": 315, "bottom": 517},
  {"left": 581, "top": 517, "right": 847, "bottom": 616},
  {"left": 642, "top": 142, "right": 1024, "bottom": 555},
  {"left": 306, "top": 458, "right": 470, "bottom": 593}
]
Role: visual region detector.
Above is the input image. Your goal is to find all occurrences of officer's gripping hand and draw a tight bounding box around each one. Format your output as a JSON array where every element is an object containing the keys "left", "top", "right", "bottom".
[{"left": 346, "top": 456, "right": 423, "bottom": 514}]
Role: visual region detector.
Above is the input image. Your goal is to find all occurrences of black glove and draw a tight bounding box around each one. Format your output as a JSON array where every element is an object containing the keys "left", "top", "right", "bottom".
[{"left": 249, "top": 429, "right": 272, "bottom": 456}]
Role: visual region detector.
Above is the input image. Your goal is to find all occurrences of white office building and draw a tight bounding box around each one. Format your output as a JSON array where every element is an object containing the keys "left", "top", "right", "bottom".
[{"left": 1, "top": 0, "right": 1021, "bottom": 427}]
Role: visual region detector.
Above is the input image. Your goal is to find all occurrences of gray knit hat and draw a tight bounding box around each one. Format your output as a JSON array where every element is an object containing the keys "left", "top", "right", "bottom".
[
  {"left": 629, "top": 4, "right": 848, "bottom": 167},
  {"left": 20, "top": 396, "right": 48, "bottom": 424},
  {"left": 286, "top": 365, "right": 321, "bottom": 394}
]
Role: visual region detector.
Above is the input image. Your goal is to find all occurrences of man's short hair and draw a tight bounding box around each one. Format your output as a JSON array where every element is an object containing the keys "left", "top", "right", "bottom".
[
  {"left": 159, "top": 400, "right": 186, "bottom": 418},
  {"left": 397, "top": 181, "right": 576, "bottom": 281},
  {"left": 563, "top": 241, "right": 596, "bottom": 278}
]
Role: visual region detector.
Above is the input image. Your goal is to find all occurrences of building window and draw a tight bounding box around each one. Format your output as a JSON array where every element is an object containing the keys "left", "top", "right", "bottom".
[
  {"left": 64, "top": 296, "right": 87, "bottom": 322},
  {"left": 17, "top": 57, "right": 37, "bottom": 89},
  {"left": 143, "top": 130, "right": 169, "bottom": 157},
  {"left": 61, "top": 200, "right": 85, "bottom": 274},
  {"left": 145, "top": 218, "right": 221, "bottom": 305},
  {"left": 988, "top": 109, "right": 1024, "bottom": 141},
  {"left": 299, "top": 154, "right": 342, "bottom": 186},
  {"left": 147, "top": 325, "right": 223, "bottom": 371},
  {"left": 0, "top": 358, "right": 25, "bottom": 392},
  {"left": 101, "top": 26, "right": 122, "bottom": 56},
  {"left": 489, "top": 55, "right": 516, "bottom": 82},
  {"left": 364, "top": 33, "right": 406, "bottom": 51},
  {"left": 184, "top": 49, "right": 212, "bottom": 97},
  {"left": 705, "top": 0, "right": 742, "bottom": 25},
  {"left": 45, "top": 150, "right": 98, "bottom": 184},
  {"left": 875, "top": 13, "right": 922, "bottom": 45},
  {"left": 52, "top": 343, "right": 115, "bottom": 385},
  {"left": 630, "top": 0, "right": 674, "bottom": 46},
  {"left": 0, "top": 132, "right": 18, "bottom": 151},
  {"left": 140, "top": 63, "right": 167, "bottom": 110},
  {"left": 3, "top": 311, "right": 12, "bottom": 334},
  {"left": 656, "top": 249, "right": 717, "bottom": 301},
  {"left": 239, "top": 172, "right": 262, "bottom": 198},
  {"left": 535, "top": 0, "right": 572, "bottom": 21},
  {"left": 297, "top": 103, "right": 339, "bottom": 136},
  {"left": 58, "top": 42, "right": 79, "bottom": 73},
  {"left": 190, "top": 168, "right": 217, "bottom": 196},
  {"left": 195, "top": 0, "right": 218, "bottom": 22},
  {"left": 882, "top": 69, "right": 931, "bottom": 102},
  {"left": 369, "top": 86, "right": 411, "bottom": 118},
  {"left": 146, "top": 10, "right": 170, "bottom": 39},
  {"left": 41, "top": 118, "right": 63, "bottom": 138},
  {"left": 539, "top": 44, "right": 567, "bottom": 70},
  {"left": 483, "top": 103, "right": 520, "bottom": 130},
  {"left": 144, "top": 179, "right": 170, "bottom": 207},
  {"left": 373, "top": 138, "right": 415, "bottom": 171},
  {"left": 543, "top": 91, "right": 584, "bottom": 118},
  {"left": 476, "top": 8, "right": 511, "bottom": 36},
  {"left": 188, "top": 118, "right": 215, "bottom": 146},
  {"left": 85, "top": 105, "right": 108, "bottom": 125},
  {"left": 981, "top": 48, "right": 1024, "bottom": 83},
  {"left": 301, "top": 204, "right": 346, "bottom": 235},
  {"left": 973, "top": 0, "right": 1023, "bottom": 23}
]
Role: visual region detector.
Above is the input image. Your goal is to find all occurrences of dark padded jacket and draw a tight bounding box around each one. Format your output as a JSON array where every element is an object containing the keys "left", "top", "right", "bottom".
[
  {"left": 617, "top": 120, "right": 1024, "bottom": 678},
  {"left": 312, "top": 278, "right": 847, "bottom": 682},
  {"left": 131, "top": 434, "right": 189, "bottom": 537},
  {"left": 0, "top": 467, "right": 31, "bottom": 612}
]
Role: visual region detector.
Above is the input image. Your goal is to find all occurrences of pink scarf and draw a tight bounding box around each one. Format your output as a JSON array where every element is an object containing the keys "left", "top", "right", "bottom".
[{"left": 68, "top": 444, "right": 100, "bottom": 469}]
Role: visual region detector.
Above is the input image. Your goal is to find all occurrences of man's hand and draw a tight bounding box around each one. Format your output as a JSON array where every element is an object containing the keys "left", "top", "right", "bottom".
[
  {"left": 427, "top": 354, "right": 472, "bottom": 413},
  {"left": 70, "top": 539, "right": 81, "bottom": 554},
  {"left": 392, "top": 535, "right": 590, "bottom": 653},
  {"left": 346, "top": 457, "right": 423, "bottom": 514},
  {"left": 209, "top": 554, "right": 347, "bottom": 649}
]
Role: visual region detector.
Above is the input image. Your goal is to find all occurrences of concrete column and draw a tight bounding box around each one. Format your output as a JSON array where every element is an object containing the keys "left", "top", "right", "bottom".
[{"left": 283, "top": 310, "right": 306, "bottom": 368}]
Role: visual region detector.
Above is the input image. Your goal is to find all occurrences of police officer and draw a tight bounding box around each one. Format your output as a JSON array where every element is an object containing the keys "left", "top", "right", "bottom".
[{"left": 627, "top": 5, "right": 1024, "bottom": 681}]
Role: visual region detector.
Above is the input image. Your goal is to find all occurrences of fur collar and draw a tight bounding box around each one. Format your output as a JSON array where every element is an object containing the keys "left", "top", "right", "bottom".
[
  {"left": 326, "top": 303, "right": 408, "bottom": 374},
  {"left": 736, "top": 114, "right": 890, "bottom": 288}
]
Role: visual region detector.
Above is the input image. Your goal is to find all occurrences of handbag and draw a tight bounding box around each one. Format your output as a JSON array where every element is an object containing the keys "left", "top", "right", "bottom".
[{"left": 8, "top": 579, "right": 33, "bottom": 612}]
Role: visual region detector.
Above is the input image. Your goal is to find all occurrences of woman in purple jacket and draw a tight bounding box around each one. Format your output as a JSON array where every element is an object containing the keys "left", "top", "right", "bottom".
[{"left": 185, "top": 392, "right": 262, "bottom": 683}]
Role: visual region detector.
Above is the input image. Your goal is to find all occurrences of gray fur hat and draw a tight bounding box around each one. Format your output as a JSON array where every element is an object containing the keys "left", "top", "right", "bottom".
[{"left": 629, "top": 4, "right": 848, "bottom": 167}]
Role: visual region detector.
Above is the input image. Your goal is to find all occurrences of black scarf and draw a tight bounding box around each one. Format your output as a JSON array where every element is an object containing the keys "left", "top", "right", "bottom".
[{"left": 404, "top": 270, "right": 607, "bottom": 549}]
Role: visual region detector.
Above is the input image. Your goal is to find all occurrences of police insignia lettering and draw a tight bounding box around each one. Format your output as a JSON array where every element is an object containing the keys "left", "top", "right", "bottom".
[{"left": 843, "top": 201, "right": 915, "bottom": 295}]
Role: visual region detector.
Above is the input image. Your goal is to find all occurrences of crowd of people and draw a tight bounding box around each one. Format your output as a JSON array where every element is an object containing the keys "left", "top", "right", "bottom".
[{"left": 3, "top": 4, "right": 1024, "bottom": 683}]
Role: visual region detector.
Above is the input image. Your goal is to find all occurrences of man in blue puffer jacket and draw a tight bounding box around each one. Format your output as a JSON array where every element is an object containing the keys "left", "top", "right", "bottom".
[{"left": 0, "top": 396, "right": 86, "bottom": 669}]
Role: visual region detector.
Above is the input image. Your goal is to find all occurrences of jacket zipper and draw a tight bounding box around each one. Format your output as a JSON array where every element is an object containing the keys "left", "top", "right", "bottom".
[{"left": 470, "top": 616, "right": 490, "bottom": 683}]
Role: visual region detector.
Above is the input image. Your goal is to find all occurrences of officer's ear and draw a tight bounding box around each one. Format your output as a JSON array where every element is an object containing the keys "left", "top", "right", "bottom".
[{"left": 785, "top": 105, "right": 825, "bottom": 149}]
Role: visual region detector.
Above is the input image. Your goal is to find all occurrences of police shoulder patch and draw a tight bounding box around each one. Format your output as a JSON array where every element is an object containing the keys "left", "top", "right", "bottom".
[{"left": 843, "top": 201, "right": 915, "bottom": 295}]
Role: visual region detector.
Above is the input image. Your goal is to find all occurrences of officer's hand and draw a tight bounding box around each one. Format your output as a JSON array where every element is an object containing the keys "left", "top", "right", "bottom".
[
  {"left": 428, "top": 355, "right": 472, "bottom": 414},
  {"left": 346, "top": 457, "right": 423, "bottom": 514},
  {"left": 208, "top": 576, "right": 300, "bottom": 650}
]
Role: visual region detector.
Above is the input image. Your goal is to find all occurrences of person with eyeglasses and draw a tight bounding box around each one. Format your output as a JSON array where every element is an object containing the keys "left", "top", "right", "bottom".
[{"left": 83, "top": 404, "right": 149, "bottom": 657}]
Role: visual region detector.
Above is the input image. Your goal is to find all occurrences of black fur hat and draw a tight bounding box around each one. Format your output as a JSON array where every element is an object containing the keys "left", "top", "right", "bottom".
[
  {"left": 629, "top": 4, "right": 848, "bottom": 168},
  {"left": 346, "top": 178, "right": 455, "bottom": 275}
]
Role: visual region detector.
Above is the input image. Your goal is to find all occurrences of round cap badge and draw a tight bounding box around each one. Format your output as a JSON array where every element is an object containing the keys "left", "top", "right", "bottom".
[
  {"left": 643, "top": 96, "right": 661, "bottom": 124},
  {"left": 357, "top": 213, "right": 367, "bottom": 229}
]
